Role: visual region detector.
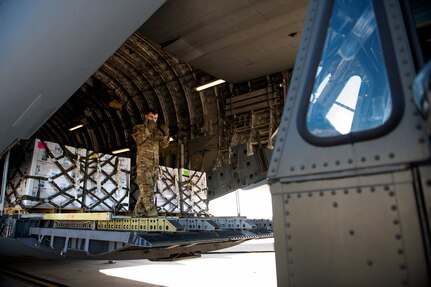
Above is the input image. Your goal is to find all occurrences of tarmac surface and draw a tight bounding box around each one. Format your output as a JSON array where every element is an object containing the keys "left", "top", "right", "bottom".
[{"left": 0, "top": 238, "right": 276, "bottom": 287}]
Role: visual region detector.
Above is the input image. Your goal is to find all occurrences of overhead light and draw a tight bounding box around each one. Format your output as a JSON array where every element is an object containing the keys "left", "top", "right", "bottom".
[
  {"left": 68, "top": 124, "right": 84, "bottom": 131},
  {"left": 169, "top": 137, "right": 174, "bottom": 142},
  {"left": 112, "top": 148, "right": 130, "bottom": 154},
  {"left": 195, "top": 79, "right": 225, "bottom": 91}
]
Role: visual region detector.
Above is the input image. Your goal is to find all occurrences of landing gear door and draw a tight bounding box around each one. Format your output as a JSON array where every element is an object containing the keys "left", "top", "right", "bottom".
[{"left": 268, "top": 0, "right": 430, "bottom": 286}]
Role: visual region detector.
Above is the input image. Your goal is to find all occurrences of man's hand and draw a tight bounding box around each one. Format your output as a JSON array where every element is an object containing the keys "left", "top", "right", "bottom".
[
  {"left": 148, "top": 120, "right": 157, "bottom": 130},
  {"left": 160, "top": 124, "right": 169, "bottom": 136}
]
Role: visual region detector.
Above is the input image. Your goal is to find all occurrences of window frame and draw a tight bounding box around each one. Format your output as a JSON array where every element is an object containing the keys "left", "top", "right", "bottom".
[{"left": 296, "top": 0, "right": 404, "bottom": 146}]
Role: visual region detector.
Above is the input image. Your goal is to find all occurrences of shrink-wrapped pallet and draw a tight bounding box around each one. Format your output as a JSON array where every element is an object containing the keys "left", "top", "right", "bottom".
[
  {"left": 180, "top": 169, "right": 208, "bottom": 215},
  {"left": 155, "top": 166, "right": 180, "bottom": 213},
  {"left": 85, "top": 152, "right": 130, "bottom": 211},
  {"left": 6, "top": 139, "right": 130, "bottom": 212},
  {"left": 154, "top": 166, "right": 208, "bottom": 215}
]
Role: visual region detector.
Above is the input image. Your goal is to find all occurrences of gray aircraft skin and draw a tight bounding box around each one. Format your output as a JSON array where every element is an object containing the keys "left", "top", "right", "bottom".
[{"left": 1, "top": 0, "right": 431, "bottom": 286}]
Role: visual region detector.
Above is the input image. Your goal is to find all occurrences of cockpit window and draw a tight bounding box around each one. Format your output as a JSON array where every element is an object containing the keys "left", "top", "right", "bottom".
[{"left": 305, "top": 0, "right": 393, "bottom": 138}]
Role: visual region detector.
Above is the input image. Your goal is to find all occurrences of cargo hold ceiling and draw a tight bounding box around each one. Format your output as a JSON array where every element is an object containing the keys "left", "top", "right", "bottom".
[{"left": 138, "top": 0, "right": 308, "bottom": 83}]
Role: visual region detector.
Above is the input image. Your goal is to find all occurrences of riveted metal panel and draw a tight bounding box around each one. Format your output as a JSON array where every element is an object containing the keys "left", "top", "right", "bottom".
[
  {"left": 271, "top": 181, "right": 289, "bottom": 286},
  {"left": 268, "top": 0, "right": 430, "bottom": 182},
  {"left": 418, "top": 165, "right": 431, "bottom": 232},
  {"left": 271, "top": 170, "right": 428, "bottom": 286}
]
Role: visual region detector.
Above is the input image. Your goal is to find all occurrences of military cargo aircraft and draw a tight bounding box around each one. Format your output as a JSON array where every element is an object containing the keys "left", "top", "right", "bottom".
[{"left": 1, "top": 0, "right": 431, "bottom": 286}]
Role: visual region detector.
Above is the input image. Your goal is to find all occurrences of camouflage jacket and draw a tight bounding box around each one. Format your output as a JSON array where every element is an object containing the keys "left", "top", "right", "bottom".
[{"left": 132, "top": 122, "right": 169, "bottom": 167}]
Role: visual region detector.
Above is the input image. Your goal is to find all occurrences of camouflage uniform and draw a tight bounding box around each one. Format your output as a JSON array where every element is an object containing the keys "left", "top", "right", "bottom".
[{"left": 132, "top": 121, "right": 169, "bottom": 216}]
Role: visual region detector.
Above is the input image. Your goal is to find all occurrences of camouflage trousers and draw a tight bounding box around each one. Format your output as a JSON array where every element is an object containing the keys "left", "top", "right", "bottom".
[{"left": 133, "top": 167, "right": 158, "bottom": 217}]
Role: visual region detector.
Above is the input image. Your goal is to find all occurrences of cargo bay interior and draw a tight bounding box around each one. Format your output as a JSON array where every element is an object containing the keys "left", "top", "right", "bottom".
[
  {"left": 1, "top": 0, "right": 309, "bottom": 206},
  {"left": 1, "top": 0, "right": 431, "bottom": 286}
]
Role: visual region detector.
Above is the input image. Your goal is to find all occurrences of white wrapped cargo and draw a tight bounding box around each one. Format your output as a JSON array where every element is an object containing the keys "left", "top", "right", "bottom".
[
  {"left": 155, "top": 166, "right": 180, "bottom": 213},
  {"left": 6, "top": 139, "right": 130, "bottom": 212},
  {"left": 180, "top": 169, "right": 208, "bottom": 215},
  {"left": 155, "top": 166, "right": 208, "bottom": 215},
  {"left": 85, "top": 152, "right": 130, "bottom": 211}
]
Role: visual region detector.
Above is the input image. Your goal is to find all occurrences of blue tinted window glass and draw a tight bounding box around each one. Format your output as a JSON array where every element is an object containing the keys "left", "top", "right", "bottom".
[{"left": 306, "top": 0, "right": 392, "bottom": 137}]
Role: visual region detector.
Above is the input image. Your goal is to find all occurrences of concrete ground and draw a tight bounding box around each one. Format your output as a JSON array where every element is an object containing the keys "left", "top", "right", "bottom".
[{"left": 0, "top": 238, "right": 276, "bottom": 287}]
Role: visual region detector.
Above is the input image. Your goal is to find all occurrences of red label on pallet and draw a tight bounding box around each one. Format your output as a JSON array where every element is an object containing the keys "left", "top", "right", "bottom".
[{"left": 37, "top": 141, "right": 45, "bottom": 149}]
